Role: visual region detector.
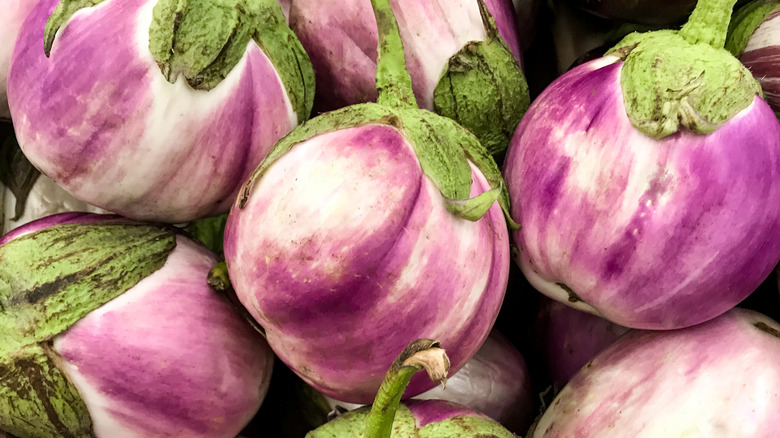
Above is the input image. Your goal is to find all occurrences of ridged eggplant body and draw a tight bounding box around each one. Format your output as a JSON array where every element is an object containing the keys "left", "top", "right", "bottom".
[{"left": 224, "top": 121, "right": 510, "bottom": 404}]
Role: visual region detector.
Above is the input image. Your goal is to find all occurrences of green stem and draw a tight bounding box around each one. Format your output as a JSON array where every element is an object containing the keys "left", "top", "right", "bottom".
[
  {"left": 364, "top": 339, "right": 450, "bottom": 438},
  {"left": 369, "top": 0, "right": 417, "bottom": 109},
  {"left": 679, "top": 0, "right": 738, "bottom": 48}
]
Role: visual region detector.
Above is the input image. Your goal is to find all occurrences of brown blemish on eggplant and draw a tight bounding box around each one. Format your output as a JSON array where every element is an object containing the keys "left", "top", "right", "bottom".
[
  {"left": 754, "top": 321, "right": 780, "bottom": 338},
  {"left": 556, "top": 283, "right": 582, "bottom": 303}
]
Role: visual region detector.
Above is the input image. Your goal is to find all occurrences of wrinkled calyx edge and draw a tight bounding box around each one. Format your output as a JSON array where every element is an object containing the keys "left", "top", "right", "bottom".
[
  {"left": 433, "top": 0, "right": 530, "bottom": 157},
  {"left": 606, "top": 0, "right": 762, "bottom": 138},
  {"left": 44, "top": 0, "right": 313, "bottom": 121}
]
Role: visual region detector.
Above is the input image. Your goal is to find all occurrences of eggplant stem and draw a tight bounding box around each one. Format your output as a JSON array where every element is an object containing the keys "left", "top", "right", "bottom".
[
  {"left": 364, "top": 339, "right": 449, "bottom": 438},
  {"left": 679, "top": 0, "right": 738, "bottom": 48},
  {"left": 369, "top": 0, "right": 417, "bottom": 109}
]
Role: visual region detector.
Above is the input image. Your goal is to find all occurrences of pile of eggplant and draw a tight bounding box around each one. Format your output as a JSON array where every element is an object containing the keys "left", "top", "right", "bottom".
[{"left": 2, "top": 0, "right": 780, "bottom": 436}]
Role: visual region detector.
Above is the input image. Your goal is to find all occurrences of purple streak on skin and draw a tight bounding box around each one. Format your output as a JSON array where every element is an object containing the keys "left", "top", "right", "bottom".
[
  {"left": 0, "top": 0, "right": 38, "bottom": 119},
  {"left": 0, "top": 212, "right": 122, "bottom": 245},
  {"left": 405, "top": 399, "right": 490, "bottom": 428},
  {"left": 289, "top": 0, "right": 522, "bottom": 112},
  {"left": 8, "top": 0, "right": 294, "bottom": 223},
  {"left": 534, "top": 296, "right": 630, "bottom": 386},
  {"left": 503, "top": 57, "right": 780, "bottom": 329},
  {"left": 54, "top": 236, "right": 273, "bottom": 437},
  {"left": 483, "top": 0, "right": 522, "bottom": 61},
  {"left": 533, "top": 309, "right": 780, "bottom": 437},
  {"left": 224, "top": 124, "right": 510, "bottom": 403}
]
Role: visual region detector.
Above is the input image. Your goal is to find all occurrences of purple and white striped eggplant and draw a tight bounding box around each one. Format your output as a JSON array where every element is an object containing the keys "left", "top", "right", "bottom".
[
  {"left": 289, "top": 0, "right": 529, "bottom": 155},
  {"left": 7, "top": 0, "right": 314, "bottom": 223},
  {"left": 534, "top": 297, "right": 630, "bottom": 387},
  {"left": 727, "top": 0, "right": 780, "bottom": 117},
  {"left": 531, "top": 308, "right": 780, "bottom": 437},
  {"left": 307, "top": 339, "right": 517, "bottom": 438},
  {"left": 0, "top": 0, "right": 37, "bottom": 120},
  {"left": 0, "top": 213, "right": 273, "bottom": 438},
  {"left": 224, "top": 0, "right": 512, "bottom": 404},
  {"left": 503, "top": 0, "right": 780, "bottom": 329},
  {"left": 322, "top": 330, "right": 536, "bottom": 434}
]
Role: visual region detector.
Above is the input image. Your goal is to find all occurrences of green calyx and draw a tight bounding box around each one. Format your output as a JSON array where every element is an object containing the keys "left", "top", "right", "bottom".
[
  {"left": 238, "top": 0, "right": 517, "bottom": 227},
  {"left": 726, "top": 0, "right": 780, "bottom": 55},
  {"left": 148, "top": 0, "right": 314, "bottom": 120},
  {"left": 44, "top": 0, "right": 107, "bottom": 57},
  {"left": 238, "top": 103, "right": 515, "bottom": 226},
  {"left": 44, "top": 0, "right": 314, "bottom": 122},
  {"left": 433, "top": 0, "right": 530, "bottom": 157},
  {"left": 606, "top": 0, "right": 762, "bottom": 138},
  {"left": 0, "top": 222, "right": 176, "bottom": 437}
]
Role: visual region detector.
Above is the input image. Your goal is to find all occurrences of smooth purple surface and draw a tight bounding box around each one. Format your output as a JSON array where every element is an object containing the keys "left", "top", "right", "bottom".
[
  {"left": 535, "top": 296, "right": 630, "bottom": 386},
  {"left": 224, "top": 124, "right": 510, "bottom": 404},
  {"left": 503, "top": 56, "right": 780, "bottom": 329},
  {"left": 740, "top": 10, "right": 780, "bottom": 117},
  {"left": 533, "top": 308, "right": 780, "bottom": 437},
  {"left": 289, "top": 0, "right": 522, "bottom": 112},
  {"left": 405, "top": 399, "right": 490, "bottom": 428},
  {"left": 8, "top": 0, "right": 296, "bottom": 223},
  {"left": 53, "top": 235, "right": 273, "bottom": 438}
]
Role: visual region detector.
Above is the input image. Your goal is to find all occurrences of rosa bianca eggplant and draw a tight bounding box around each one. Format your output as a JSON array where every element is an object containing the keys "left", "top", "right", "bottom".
[
  {"left": 503, "top": 0, "right": 780, "bottom": 329},
  {"left": 564, "top": 0, "right": 697, "bottom": 25},
  {"left": 307, "top": 339, "right": 517, "bottom": 438},
  {"left": 7, "top": 0, "right": 314, "bottom": 223},
  {"left": 0, "top": 212, "right": 273, "bottom": 438},
  {"left": 531, "top": 308, "right": 780, "bottom": 437},
  {"left": 322, "top": 330, "right": 535, "bottom": 434},
  {"left": 727, "top": 0, "right": 780, "bottom": 117},
  {"left": 224, "top": 0, "right": 512, "bottom": 404},
  {"left": 289, "top": 0, "right": 529, "bottom": 155},
  {"left": 0, "top": 0, "right": 37, "bottom": 120},
  {"left": 534, "top": 297, "right": 630, "bottom": 387}
]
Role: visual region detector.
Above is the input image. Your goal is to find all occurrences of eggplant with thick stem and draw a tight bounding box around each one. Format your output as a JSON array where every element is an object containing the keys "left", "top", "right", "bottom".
[{"left": 224, "top": 0, "right": 512, "bottom": 404}]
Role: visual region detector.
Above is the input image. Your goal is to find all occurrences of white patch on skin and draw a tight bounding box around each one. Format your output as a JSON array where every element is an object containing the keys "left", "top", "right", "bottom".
[
  {"left": 745, "top": 14, "right": 780, "bottom": 53},
  {"left": 2, "top": 176, "right": 107, "bottom": 234},
  {"left": 394, "top": 0, "right": 487, "bottom": 109},
  {"left": 93, "top": 0, "right": 296, "bottom": 210}
]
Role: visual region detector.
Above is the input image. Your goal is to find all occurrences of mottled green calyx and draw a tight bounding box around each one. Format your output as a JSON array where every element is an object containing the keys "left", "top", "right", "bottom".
[
  {"left": 607, "top": 0, "right": 762, "bottom": 138},
  {"left": 44, "top": 0, "right": 107, "bottom": 56},
  {"left": 0, "top": 222, "right": 177, "bottom": 437},
  {"left": 149, "top": 0, "right": 314, "bottom": 120},
  {"left": 726, "top": 0, "right": 780, "bottom": 56},
  {"left": 186, "top": 213, "right": 228, "bottom": 257},
  {"left": 239, "top": 103, "right": 514, "bottom": 224},
  {"left": 433, "top": 0, "right": 529, "bottom": 156}
]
